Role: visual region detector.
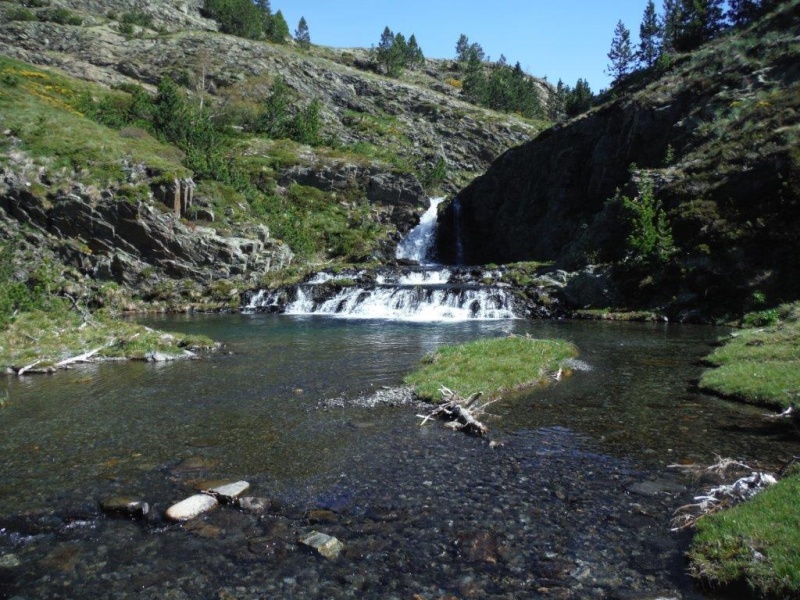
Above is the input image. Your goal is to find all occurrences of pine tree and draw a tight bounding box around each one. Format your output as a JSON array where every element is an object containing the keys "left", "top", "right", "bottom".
[
  {"left": 254, "top": 0, "right": 271, "bottom": 37},
  {"left": 549, "top": 79, "right": 566, "bottom": 121},
  {"left": 455, "top": 34, "right": 470, "bottom": 62},
  {"left": 606, "top": 20, "right": 634, "bottom": 84},
  {"left": 564, "top": 78, "right": 593, "bottom": 117},
  {"left": 638, "top": 0, "right": 662, "bottom": 68},
  {"left": 204, "top": 0, "right": 262, "bottom": 40},
  {"left": 295, "top": 16, "right": 310, "bottom": 49},
  {"left": 266, "top": 9, "right": 289, "bottom": 43},
  {"left": 407, "top": 34, "right": 424, "bottom": 70},
  {"left": 728, "top": 0, "right": 762, "bottom": 26},
  {"left": 375, "top": 26, "right": 398, "bottom": 75},
  {"left": 662, "top": 0, "right": 683, "bottom": 53},
  {"left": 673, "top": 0, "right": 726, "bottom": 52}
]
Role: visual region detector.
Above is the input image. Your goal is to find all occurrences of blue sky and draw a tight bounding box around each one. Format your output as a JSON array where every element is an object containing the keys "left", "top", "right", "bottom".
[{"left": 278, "top": 1, "right": 665, "bottom": 92}]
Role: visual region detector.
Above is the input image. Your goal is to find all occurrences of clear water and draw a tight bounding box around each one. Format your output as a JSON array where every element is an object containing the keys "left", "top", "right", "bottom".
[{"left": 1, "top": 316, "right": 797, "bottom": 599}]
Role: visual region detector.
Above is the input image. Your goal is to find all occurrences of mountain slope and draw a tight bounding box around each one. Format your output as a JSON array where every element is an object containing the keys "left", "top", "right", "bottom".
[
  {"left": 436, "top": 1, "right": 800, "bottom": 318},
  {"left": 0, "top": 0, "right": 550, "bottom": 312}
]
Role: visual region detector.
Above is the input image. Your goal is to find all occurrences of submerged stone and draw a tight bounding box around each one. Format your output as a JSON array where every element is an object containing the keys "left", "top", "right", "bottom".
[
  {"left": 165, "top": 494, "right": 219, "bottom": 521},
  {"left": 100, "top": 496, "right": 150, "bottom": 518},
  {"left": 208, "top": 481, "right": 250, "bottom": 502},
  {"left": 238, "top": 496, "right": 270, "bottom": 514},
  {"left": 298, "top": 531, "right": 344, "bottom": 559}
]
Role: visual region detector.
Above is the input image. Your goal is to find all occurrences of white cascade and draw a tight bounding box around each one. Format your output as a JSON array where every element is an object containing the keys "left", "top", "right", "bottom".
[
  {"left": 246, "top": 283, "right": 518, "bottom": 322},
  {"left": 395, "top": 197, "right": 444, "bottom": 264},
  {"left": 243, "top": 197, "right": 521, "bottom": 322}
]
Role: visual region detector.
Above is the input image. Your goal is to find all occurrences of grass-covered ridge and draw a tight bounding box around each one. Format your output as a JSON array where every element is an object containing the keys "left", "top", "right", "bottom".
[
  {"left": 688, "top": 472, "right": 800, "bottom": 598},
  {"left": 405, "top": 336, "right": 577, "bottom": 401},
  {"left": 699, "top": 302, "right": 800, "bottom": 409}
]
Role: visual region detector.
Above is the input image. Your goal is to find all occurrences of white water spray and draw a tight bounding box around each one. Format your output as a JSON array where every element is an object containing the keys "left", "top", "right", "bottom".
[{"left": 395, "top": 197, "right": 444, "bottom": 264}]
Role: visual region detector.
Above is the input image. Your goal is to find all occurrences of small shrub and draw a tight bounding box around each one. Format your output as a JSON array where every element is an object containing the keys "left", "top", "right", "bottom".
[
  {"left": 120, "top": 11, "right": 153, "bottom": 28},
  {"left": 6, "top": 7, "right": 37, "bottom": 21},
  {"left": 37, "top": 7, "right": 83, "bottom": 25},
  {"left": 118, "top": 21, "right": 135, "bottom": 37},
  {"left": 621, "top": 177, "right": 675, "bottom": 267},
  {"left": 0, "top": 71, "right": 21, "bottom": 87}
]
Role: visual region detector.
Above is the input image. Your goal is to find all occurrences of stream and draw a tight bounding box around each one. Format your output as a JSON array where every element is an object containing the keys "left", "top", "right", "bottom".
[{"left": 2, "top": 315, "right": 799, "bottom": 599}]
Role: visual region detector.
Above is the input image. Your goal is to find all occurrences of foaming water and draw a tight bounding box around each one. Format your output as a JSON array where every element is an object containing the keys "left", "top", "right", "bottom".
[
  {"left": 395, "top": 196, "right": 444, "bottom": 264},
  {"left": 280, "top": 284, "right": 518, "bottom": 321}
]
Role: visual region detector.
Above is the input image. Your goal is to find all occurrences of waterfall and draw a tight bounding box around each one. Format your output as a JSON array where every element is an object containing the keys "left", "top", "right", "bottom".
[
  {"left": 243, "top": 197, "right": 523, "bottom": 322},
  {"left": 395, "top": 197, "right": 444, "bottom": 265},
  {"left": 246, "top": 279, "right": 520, "bottom": 322}
]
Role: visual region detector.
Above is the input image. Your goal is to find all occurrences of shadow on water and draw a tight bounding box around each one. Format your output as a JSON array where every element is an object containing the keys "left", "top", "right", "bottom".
[{"left": 1, "top": 315, "right": 797, "bottom": 598}]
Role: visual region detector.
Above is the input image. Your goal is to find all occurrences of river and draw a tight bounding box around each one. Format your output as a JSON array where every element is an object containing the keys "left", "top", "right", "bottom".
[{"left": 1, "top": 314, "right": 797, "bottom": 599}]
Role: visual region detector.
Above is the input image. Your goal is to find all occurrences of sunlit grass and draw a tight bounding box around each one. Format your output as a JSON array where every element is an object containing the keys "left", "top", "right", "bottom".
[
  {"left": 688, "top": 474, "right": 800, "bottom": 597},
  {"left": 405, "top": 336, "right": 577, "bottom": 401},
  {"left": 0, "top": 310, "right": 214, "bottom": 369},
  {"left": 699, "top": 302, "right": 800, "bottom": 408}
]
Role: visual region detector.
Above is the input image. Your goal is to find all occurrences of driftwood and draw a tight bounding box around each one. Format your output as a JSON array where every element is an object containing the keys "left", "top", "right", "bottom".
[
  {"left": 669, "top": 457, "right": 778, "bottom": 531},
  {"left": 417, "top": 387, "right": 496, "bottom": 436},
  {"left": 15, "top": 359, "right": 42, "bottom": 376},
  {"left": 13, "top": 339, "right": 116, "bottom": 376},
  {"left": 54, "top": 341, "right": 114, "bottom": 368}
]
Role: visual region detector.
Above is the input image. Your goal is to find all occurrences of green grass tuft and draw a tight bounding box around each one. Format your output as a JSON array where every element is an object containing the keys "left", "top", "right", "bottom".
[
  {"left": 0, "top": 310, "right": 214, "bottom": 369},
  {"left": 404, "top": 336, "right": 577, "bottom": 401},
  {"left": 699, "top": 302, "right": 800, "bottom": 408},
  {"left": 688, "top": 474, "right": 800, "bottom": 598}
]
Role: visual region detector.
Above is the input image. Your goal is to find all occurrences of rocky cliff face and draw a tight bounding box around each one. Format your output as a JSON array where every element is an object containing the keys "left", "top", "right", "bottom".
[{"left": 437, "top": 2, "right": 800, "bottom": 314}]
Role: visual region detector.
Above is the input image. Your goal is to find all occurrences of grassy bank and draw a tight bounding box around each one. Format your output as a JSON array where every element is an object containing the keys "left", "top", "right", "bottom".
[
  {"left": 699, "top": 302, "right": 800, "bottom": 409},
  {"left": 688, "top": 473, "right": 800, "bottom": 598},
  {"left": 688, "top": 301, "right": 800, "bottom": 597},
  {"left": 404, "top": 335, "right": 577, "bottom": 401},
  {"left": 0, "top": 310, "right": 215, "bottom": 372}
]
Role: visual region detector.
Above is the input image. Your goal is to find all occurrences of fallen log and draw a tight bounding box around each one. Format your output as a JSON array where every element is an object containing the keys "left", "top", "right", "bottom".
[
  {"left": 54, "top": 340, "right": 114, "bottom": 368},
  {"left": 417, "top": 387, "right": 494, "bottom": 436},
  {"left": 15, "top": 359, "right": 42, "bottom": 376}
]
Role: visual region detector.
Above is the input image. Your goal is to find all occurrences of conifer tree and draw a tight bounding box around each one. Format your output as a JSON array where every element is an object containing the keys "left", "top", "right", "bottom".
[
  {"left": 564, "top": 78, "right": 593, "bottom": 117},
  {"left": 266, "top": 9, "right": 289, "bottom": 43},
  {"left": 728, "top": 0, "right": 762, "bottom": 26},
  {"left": 455, "top": 34, "right": 470, "bottom": 62},
  {"left": 295, "top": 16, "right": 311, "bottom": 49},
  {"left": 673, "top": 0, "right": 726, "bottom": 52},
  {"left": 407, "top": 34, "right": 425, "bottom": 69},
  {"left": 606, "top": 20, "right": 634, "bottom": 84},
  {"left": 662, "top": 0, "right": 683, "bottom": 53},
  {"left": 549, "top": 79, "right": 567, "bottom": 121},
  {"left": 638, "top": 0, "right": 662, "bottom": 68},
  {"left": 255, "top": 0, "right": 271, "bottom": 37}
]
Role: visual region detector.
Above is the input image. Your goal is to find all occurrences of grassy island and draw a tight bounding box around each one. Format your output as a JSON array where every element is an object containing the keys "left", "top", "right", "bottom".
[
  {"left": 404, "top": 335, "right": 577, "bottom": 401},
  {"left": 0, "top": 310, "right": 215, "bottom": 373},
  {"left": 689, "top": 302, "right": 800, "bottom": 597}
]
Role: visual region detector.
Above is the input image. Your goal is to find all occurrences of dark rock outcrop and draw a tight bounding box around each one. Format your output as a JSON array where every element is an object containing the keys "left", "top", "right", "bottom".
[
  {"left": 1, "top": 177, "right": 292, "bottom": 291},
  {"left": 437, "top": 3, "right": 800, "bottom": 312}
]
